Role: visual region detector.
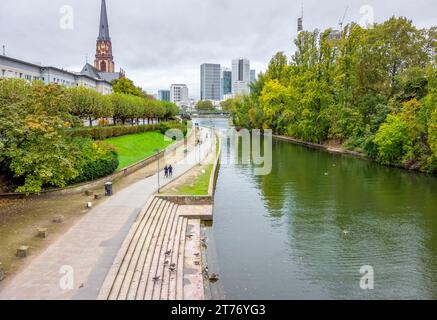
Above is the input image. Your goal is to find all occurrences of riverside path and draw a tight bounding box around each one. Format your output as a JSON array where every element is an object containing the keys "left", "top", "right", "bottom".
[{"left": 0, "top": 127, "right": 213, "bottom": 300}]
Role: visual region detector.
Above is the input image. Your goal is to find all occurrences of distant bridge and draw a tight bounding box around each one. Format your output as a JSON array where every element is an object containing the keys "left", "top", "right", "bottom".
[{"left": 186, "top": 111, "right": 230, "bottom": 118}]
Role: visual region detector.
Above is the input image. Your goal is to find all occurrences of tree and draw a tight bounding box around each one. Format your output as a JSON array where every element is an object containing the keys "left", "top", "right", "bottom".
[
  {"left": 196, "top": 100, "right": 215, "bottom": 111},
  {"left": 66, "top": 87, "right": 112, "bottom": 127},
  {"left": 111, "top": 93, "right": 132, "bottom": 124},
  {"left": 111, "top": 77, "right": 145, "bottom": 97}
]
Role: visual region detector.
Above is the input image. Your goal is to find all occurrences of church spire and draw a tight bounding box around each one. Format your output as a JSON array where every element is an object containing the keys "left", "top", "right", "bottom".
[
  {"left": 95, "top": 0, "right": 114, "bottom": 73},
  {"left": 98, "top": 0, "right": 110, "bottom": 41}
]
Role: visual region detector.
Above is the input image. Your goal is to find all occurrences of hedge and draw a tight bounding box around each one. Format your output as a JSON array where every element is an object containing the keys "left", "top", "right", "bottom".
[
  {"left": 66, "top": 121, "right": 187, "bottom": 140},
  {"left": 72, "top": 150, "right": 119, "bottom": 184}
]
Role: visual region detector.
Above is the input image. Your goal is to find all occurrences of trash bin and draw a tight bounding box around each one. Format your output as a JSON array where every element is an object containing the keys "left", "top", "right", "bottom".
[{"left": 105, "top": 182, "right": 113, "bottom": 196}]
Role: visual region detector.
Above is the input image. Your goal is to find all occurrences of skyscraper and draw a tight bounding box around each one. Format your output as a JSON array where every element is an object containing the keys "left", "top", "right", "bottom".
[
  {"left": 250, "top": 69, "right": 257, "bottom": 84},
  {"left": 298, "top": 4, "right": 304, "bottom": 33},
  {"left": 158, "top": 90, "right": 170, "bottom": 102},
  {"left": 200, "top": 63, "right": 221, "bottom": 101},
  {"left": 232, "top": 58, "right": 250, "bottom": 95},
  {"left": 95, "top": 0, "right": 115, "bottom": 73},
  {"left": 221, "top": 67, "right": 232, "bottom": 97}
]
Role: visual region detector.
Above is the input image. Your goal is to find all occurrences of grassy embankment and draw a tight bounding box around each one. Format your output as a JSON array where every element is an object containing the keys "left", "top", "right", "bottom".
[
  {"left": 164, "top": 135, "right": 219, "bottom": 196},
  {"left": 105, "top": 131, "right": 173, "bottom": 171}
]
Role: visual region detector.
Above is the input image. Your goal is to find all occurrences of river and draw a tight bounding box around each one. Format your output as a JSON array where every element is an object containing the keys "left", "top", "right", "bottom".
[{"left": 194, "top": 118, "right": 437, "bottom": 300}]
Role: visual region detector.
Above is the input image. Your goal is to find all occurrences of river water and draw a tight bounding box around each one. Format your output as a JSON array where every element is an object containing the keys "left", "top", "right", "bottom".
[{"left": 195, "top": 118, "right": 437, "bottom": 300}]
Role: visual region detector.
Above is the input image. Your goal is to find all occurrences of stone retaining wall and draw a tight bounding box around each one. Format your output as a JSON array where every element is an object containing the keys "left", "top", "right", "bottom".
[{"left": 155, "top": 195, "right": 213, "bottom": 205}]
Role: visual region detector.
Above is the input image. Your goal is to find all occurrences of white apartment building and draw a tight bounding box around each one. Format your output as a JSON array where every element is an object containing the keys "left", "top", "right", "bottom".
[
  {"left": 170, "top": 84, "right": 189, "bottom": 105},
  {"left": 0, "top": 55, "right": 113, "bottom": 95}
]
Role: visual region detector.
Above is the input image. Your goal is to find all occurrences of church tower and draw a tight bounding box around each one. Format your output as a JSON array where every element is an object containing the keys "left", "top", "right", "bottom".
[{"left": 95, "top": 0, "right": 115, "bottom": 73}]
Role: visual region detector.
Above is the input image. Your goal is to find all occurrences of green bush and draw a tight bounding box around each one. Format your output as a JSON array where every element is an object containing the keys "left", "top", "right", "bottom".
[
  {"left": 71, "top": 138, "right": 119, "bottom": 184},
  {"left": 158, "top": 121, "right": 188, "bottom": 137}
]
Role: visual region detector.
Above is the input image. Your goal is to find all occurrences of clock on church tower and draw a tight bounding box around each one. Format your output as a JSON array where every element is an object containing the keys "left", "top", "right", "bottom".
[{"left": 94, "top": 0, "right": 115, "bottom": 73}]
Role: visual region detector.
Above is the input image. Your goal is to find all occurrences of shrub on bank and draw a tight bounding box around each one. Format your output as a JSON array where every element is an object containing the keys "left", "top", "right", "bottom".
[
  {"left": 158, "top": 120, "right": 188, "bottom": 138},
  {"left": 72, "top": 138, "right": 119, "bottom": 184},
  {"left": 67, "top": 124, "right": 160, "bottom": 140},
  {"left": 66, "top": 121, "right": 187, "bottom": 140}
]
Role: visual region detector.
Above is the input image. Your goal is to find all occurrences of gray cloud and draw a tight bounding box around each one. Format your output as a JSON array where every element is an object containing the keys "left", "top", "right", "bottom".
[{"left": 1, "top": 0, "right": 436, "bottom": 98}]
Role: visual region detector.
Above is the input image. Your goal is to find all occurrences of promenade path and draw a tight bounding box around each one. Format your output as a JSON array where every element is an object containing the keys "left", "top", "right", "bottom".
[{"left": 0, "top": 128, "right": 213, "bottom": 300}]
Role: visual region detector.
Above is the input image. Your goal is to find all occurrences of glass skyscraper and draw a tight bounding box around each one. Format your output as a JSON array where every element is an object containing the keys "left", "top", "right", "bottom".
[
  {"left": 222, "top": 68, "right": 232, "bottom": 97},
  {"left": 200, "top": 63, "right": 221, "bottom": 101}
]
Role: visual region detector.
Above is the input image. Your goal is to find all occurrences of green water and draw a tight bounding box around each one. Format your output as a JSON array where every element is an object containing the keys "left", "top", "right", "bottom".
[{"left": 195, "top": 118, "right": 437, "bottom": 300}]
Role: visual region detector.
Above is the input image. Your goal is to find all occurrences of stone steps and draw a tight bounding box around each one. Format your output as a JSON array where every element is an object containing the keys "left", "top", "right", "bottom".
[{"left": 99, "top": 197, "right": 202, "bottom": 300}]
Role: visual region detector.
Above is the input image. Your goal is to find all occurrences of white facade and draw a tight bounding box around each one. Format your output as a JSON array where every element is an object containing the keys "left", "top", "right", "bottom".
[
  {"left": 232, "top": 58, "right": 250, "bottom": 95},
  {"left": 0, "top": 55, "right": 112, "bottom": 94},
  {"left": 170, "top": 84, "right": 189, "bottom": 105}
]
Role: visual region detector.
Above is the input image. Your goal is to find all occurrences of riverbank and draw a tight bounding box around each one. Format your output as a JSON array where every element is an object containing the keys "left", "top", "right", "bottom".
[
  {"left": 273, "top": 134, "right": 436, "bottom": 174},
  {"left": 273, "top": 135, "right": 369, "bottom": 160},
  {"left": 0, "top": 127, "right": 195, "bottom": 285}
]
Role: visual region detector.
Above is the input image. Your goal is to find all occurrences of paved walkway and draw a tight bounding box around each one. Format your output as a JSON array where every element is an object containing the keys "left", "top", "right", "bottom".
[{"left": 0, "top": 128, "right": 213, "bottom": 300}]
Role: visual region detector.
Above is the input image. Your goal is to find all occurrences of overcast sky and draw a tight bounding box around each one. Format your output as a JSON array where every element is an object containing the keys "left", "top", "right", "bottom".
[{"left": 1, "top": 0, "right": 436, "bottom": 98}]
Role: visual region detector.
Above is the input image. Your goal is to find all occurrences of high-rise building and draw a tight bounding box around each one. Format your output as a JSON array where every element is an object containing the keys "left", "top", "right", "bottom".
[
  {"left": 158, "top": 90, "right": 171, "bottom": 102},
  {"left": 170, "top": 84, "right": 189, "bottom": 104},
  {"left": 298, "top": 5, "right": 304, "bottom": 33},
  {"left": 250, "top": 69, "right": 257, "bottom": 84},
  {"left": 200, "top": 63, "right": 221, "bottom": 101},
  {"left": 221, "top": 67, "right": 232, "bottom": 98},
  {"left": 232, "top": 58, "right": 250, "bottom": 95}
]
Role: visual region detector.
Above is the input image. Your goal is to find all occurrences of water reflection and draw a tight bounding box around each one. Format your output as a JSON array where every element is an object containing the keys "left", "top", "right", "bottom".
[{"left": 196, "top": 118, "right": 437, "bottom": 300}]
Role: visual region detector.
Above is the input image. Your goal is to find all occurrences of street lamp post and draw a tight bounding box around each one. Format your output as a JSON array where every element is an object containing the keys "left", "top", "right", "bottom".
[{"left": 154, "top": 148, "right": 160, "bottom": 193}]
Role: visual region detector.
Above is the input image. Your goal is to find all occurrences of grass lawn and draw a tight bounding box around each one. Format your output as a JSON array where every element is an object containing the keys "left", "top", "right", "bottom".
[
  {"left": 105, "top": 131, "right": 174, "bottom": 170},
  {"left": 174, "top": 164, "right": 213, "bottom": 196}
]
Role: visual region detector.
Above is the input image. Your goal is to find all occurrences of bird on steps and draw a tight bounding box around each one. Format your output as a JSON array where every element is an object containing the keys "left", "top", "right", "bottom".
[
  {"left": 209, "top": 273, "right": 219, "bottom": 282},
  {"left": 169, "top": 263, "right": 177, "bottom": 272},
  {"left": 165, "top": 250, "right": 172, "bottom": 257},
  {"left": 152, "top": 276, "right": 160, "bottom": 283}
]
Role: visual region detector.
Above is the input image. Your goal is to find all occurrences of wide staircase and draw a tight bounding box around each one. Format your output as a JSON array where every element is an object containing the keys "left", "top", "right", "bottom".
[{"left": 98, "top": 197, "right": 204, "bottom": 300}]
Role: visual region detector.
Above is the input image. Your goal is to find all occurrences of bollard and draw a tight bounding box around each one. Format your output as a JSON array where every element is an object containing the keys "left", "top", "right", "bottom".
[
  {"left": 37, "top": 228, "right": 48, "bottom": 239},
  {"left": 16, "top": 246, "right": 29, "bottom": 258},
  {"left": 105, "top": 182, "right": 113, "bottom": 196},
  {"left": 52, "top": 215, "right": 64, "bottom": 224},
  {"left": 0, "top": 263, "right": 5, "bottom": 281}
]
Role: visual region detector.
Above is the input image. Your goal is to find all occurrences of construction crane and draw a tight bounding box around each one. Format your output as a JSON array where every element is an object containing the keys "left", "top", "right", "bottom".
[{"left": 339, "top": 6, "right": 349, "bottom": 30}]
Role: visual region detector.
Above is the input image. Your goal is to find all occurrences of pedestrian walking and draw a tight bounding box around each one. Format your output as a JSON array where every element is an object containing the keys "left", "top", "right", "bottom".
[
  {"left": 169, "top": 165, "right": 173, "bottom": 178},
  {"left": 164, "top": 165, "right": 169, "bottom": 178}
]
